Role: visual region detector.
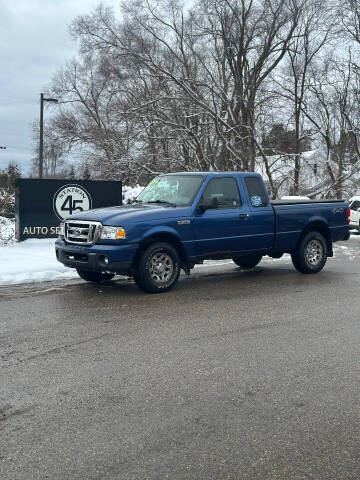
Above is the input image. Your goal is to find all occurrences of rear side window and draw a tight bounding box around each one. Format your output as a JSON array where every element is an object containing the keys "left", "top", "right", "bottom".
[
  {"left": 350, "top": 201, "right": 360, "bottom": 211},
  {"left": 244, "top": 177, "right": 268, "bottom": 207},
  {"left": 201, "top": 177, "right": 241, "bottom": 209}
]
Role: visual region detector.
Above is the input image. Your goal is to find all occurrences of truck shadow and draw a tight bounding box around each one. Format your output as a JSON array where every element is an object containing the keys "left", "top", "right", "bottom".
[{"left": 88, "top": 262, "right": 340, "bottom": 301}]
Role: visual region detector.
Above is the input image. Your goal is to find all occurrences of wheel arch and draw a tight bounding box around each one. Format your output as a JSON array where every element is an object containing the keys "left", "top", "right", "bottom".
[
  {"left": 132, "top": 231, "right": 189, "bottom": 270},
  {"left": 297, "top": 220, "right": 333, "bottom": 257}
]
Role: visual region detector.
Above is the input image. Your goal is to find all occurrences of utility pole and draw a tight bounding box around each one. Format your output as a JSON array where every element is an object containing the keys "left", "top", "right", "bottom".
[
  {"left": 39, "top": 93, "right": 44, "bottom": 178},
  {"left": 39, "top": 93, "right": 58, "bottom": 178}
]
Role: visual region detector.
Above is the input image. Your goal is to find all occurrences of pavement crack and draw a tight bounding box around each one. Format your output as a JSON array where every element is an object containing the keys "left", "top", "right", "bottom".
[
  {"left": 23, "top": 332, "right": 116, "bottom": 362},
  {"left": 188, "top": 319, "right": 291, "bottom": 343},
  {"left": 0, "top": 404, "right": 35, "bottom": 427},
  {"left": 1, "top": 331, "right": 127, "bottom": 367}
]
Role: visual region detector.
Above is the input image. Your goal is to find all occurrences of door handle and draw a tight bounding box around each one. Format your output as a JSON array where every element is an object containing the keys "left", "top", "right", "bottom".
[{"left": 238, "top": 213, "right": 249, "bottom": 220}]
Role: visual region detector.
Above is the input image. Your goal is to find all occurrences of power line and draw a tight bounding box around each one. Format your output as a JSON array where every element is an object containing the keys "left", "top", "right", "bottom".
[
  {"left": 0, "top": 145, "right": 33, "bottom": 152},
  {"left": 0, "top": 94, "right": 38, "bottom": 104}
]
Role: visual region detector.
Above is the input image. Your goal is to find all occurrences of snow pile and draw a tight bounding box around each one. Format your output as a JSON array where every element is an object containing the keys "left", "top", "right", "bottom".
[
  {"left": 0, "top": 216, "right": 15, "bottom": 245},
  {"left": 122, "top": 185, "right": 144, "bottom": 204},
  {"left": 0, "top": 239, "right": 77, "bottom": 286}
]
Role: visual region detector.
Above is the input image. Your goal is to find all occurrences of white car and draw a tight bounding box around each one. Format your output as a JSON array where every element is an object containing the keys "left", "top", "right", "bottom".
[{"left": 349, "top": 196, "right": 360, "bottom": 231}]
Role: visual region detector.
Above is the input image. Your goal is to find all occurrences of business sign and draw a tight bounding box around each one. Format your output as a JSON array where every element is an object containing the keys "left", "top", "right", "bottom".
[
  {"left": 15, "top": 179, "right": 122, "bottom": 241},
  {"left": 53, "top": 184, "right": 92, "bottom": 220}
]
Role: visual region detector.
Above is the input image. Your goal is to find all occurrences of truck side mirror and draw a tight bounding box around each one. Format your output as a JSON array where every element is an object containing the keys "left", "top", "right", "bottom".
[{"left": 198, "top": 197, "right": 218, "bottom": 212}]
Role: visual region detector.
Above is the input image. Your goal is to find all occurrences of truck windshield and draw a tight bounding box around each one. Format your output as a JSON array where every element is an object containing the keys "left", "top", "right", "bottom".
[{"left": 136, "top": 175, "right": 205, "bottom": 206}]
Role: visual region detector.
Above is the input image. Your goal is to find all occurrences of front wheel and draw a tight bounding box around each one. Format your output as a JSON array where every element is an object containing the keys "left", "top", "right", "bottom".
[
  {"left": 232, "top": 255, "right": 262, "bottom": 269},
  {"left": 134, "top": 242, "right": 181, "bottom": 293},
  {"left": 291, "top": 231, "right": 328, "bottom": 274},
  {"left": 77, "top": 269, "right": 115, "bottom": 283}
]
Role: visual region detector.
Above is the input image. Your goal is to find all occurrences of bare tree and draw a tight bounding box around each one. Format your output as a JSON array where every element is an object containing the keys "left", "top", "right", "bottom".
[
  {"left": 35, "top": 0, "right": 360, "bottom": 197},
  {"left": 301, "top": 54, "right": 360, "bottom": 198},
  {"left": 71, "top": 0, "right": 304, "bottom": 172},
  {"left": 272, "top": 0, "right": 334, "bottom": 193},
  {"left": 31, "top": 122, "right": 68, "bottom": 178}
]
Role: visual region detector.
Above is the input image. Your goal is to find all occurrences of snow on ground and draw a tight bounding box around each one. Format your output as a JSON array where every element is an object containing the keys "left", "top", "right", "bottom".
[{"left": 0, "top": 239, "right": 77, "bottom": 286}]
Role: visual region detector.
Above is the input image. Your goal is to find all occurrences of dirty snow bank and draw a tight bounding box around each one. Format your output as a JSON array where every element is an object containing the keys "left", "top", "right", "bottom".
[{"left": 0, "top": 239, "right": 77, "bottom": 286}]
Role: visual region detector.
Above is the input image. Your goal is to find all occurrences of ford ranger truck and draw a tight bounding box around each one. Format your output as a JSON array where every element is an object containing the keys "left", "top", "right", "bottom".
[{"left": 55, "top": 173, "right": 350, "bottom": 293}]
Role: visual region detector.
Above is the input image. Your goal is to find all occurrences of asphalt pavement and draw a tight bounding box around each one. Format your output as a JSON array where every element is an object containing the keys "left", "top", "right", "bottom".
[{"left": 1, "top": 238, "right": 360, "bottom": 479}]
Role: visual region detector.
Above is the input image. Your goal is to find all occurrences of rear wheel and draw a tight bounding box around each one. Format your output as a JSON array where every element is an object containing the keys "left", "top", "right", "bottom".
[
  {"left": 77, "top": 269, "right": 115, "bottom": 283},
  {"left": 232, "top": 255, "right": 262, "bottom": 269},
  {"left": 291, "top": 231, "right": 328, "bottom": 274},
  {"left": 134, "top": 242, "right": 181, "bottom": 293}
]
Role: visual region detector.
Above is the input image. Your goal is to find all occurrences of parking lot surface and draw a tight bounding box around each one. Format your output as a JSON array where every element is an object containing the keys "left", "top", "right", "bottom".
[{"left": 1, "top": 238, "right": 360, "bottom": 479}]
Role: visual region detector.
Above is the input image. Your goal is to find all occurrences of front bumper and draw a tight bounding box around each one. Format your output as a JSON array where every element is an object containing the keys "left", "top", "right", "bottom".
[{"left": 55, "top": 239, "right": 138, "bottom": 274}]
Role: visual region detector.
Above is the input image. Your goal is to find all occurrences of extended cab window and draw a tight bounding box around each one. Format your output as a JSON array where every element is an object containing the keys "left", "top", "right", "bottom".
[
  {"left": 244, "top": 177, "right": 268, "bottom": 207},
  {"left": 200, "top": 177, "right": 241, "bottom": 209}
]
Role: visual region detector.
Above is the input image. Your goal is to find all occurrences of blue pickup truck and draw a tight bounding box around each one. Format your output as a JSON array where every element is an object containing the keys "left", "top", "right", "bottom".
[{"left": 55, "top": 172, "right": 350, "bottom": 293}]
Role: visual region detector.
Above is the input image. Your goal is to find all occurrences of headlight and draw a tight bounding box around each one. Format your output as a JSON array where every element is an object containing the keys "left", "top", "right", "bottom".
[
  {"left": 100, "top": 226, "right": 126, "bottom": 240},
  {"left": 59, "top": 222, "right": 65, "bottom": 236}
]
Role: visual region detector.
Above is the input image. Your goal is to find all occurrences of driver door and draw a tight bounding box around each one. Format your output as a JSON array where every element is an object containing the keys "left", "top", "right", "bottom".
[{"left": 192, "top": 177, "right": 247, "bottom": 257}]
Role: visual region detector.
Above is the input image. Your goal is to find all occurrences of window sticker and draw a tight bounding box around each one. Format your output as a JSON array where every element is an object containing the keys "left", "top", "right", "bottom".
[
  {"left": 149, "top": 178, "right": 160, "bottom": 185},
  {"left": 251, "top": 195, "right": 262, "bottom": 207}
]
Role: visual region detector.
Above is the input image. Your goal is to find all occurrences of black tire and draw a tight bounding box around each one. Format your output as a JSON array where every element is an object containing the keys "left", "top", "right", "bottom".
[
  {"left": 232, "top": 255, "right": 262, "bottom": 269},
  {"left": 291, "top": 231, "right": 328, "bottom": 274},
  {"left": 134, "top": 242, "right": 181, "bottom": 293},
  {"left": 77, "top": 269, "right": 115, "bottom": 283}
]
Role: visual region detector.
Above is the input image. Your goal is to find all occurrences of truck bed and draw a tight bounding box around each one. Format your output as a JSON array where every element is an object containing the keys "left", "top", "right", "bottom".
[
  {"left": 271, "top": 199, "right": 344, "bottom": 205},
  {"left": 271, "top": 199, "right": 349, "bottom": 253}
]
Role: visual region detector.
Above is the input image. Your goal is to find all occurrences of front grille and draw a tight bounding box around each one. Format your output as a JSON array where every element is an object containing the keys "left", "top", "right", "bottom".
[{"left": 64, "top": 220, "right": 102, "bottom": 245}]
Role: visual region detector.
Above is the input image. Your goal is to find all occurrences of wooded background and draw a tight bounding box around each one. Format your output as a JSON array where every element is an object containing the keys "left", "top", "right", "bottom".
[{"left": 27, "top": 0, "right": 360, "bottom": 198}]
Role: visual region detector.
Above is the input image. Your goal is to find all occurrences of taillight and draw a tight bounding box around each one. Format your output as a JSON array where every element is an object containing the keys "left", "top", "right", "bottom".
[{"left": 346, "top": 207, "right": 350, "bottom": 224}]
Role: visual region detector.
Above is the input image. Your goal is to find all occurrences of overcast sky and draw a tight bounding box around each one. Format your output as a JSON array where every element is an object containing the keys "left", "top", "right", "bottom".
[{"left": 0, "top": 0, "right": 119, "bottom": 174}]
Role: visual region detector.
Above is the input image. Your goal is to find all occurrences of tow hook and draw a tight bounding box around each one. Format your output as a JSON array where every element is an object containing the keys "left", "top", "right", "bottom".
[{"left": 182, "top": 264, "right": 191, "bottom": 276}]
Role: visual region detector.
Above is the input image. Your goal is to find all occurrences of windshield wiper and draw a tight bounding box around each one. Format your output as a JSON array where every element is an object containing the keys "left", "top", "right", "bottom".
[
  {"left": 147, "top": 200, "right": 177, "bottom": 207},
  {"left": 132, "top": 199, "right": 143, "bottom": 204}
]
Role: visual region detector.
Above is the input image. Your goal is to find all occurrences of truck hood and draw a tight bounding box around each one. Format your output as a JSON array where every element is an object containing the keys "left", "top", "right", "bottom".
[{"left": 67, "top": 203, "right": 191, "bottom": 225}]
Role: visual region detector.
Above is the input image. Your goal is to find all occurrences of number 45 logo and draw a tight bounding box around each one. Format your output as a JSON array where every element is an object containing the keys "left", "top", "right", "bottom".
[{"left": 53, "top": 184, "right": 92, "bottom": 220}]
